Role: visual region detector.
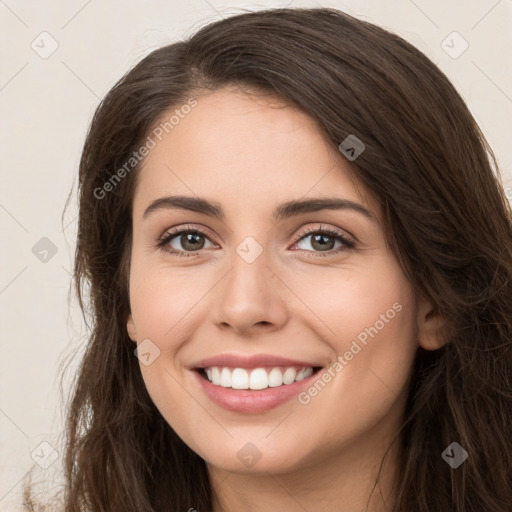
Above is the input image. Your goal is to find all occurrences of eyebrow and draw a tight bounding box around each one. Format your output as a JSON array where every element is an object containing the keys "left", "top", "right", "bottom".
[{"left": 142, "top": 195, "right": 376, "bottom": 223}]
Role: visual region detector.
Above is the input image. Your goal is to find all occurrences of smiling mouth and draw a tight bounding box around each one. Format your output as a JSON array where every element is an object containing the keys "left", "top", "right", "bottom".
[{"left": 196, "top": 366, "right": 323, "bottom": 390}]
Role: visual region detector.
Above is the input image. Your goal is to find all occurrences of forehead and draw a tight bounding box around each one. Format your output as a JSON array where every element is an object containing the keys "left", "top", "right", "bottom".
[{"left": 132, "top": 87, "right": 375, "bottom": 218}]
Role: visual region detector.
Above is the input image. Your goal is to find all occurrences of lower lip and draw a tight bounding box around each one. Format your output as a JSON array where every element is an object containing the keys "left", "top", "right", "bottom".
[{"left": 193, "top": 370, "right": 319, "bottom": 414}]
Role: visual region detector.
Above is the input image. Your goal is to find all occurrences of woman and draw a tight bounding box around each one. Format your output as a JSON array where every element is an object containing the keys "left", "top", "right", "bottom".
[{"left": 24, "top": 7, "right": 512, "bottom": 512}]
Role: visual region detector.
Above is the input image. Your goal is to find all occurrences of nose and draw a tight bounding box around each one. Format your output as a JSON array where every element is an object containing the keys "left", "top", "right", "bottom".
[{"left": 212, "top": 248, "right": 289, "bottom": 336}]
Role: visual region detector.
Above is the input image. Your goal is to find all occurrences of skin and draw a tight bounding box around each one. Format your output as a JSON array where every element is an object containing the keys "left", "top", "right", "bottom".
[{"left": 126, "top": 86, "right": 443, "bottom": 512}]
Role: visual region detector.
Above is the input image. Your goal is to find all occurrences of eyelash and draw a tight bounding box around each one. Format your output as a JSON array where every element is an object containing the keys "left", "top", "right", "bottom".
[{"left": 155, "top": 224, "right": 356, "bottom": 258}]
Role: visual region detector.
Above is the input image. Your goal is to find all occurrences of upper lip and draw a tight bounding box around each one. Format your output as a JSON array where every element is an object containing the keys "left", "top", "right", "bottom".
[{"left": 191, "top": 353, "right": 323, "bottom": 370}]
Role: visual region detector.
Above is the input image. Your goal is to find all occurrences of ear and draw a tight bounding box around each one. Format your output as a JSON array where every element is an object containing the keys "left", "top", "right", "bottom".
[
  {"left": 416, "top": 296, "right": 446, "bottom": 351},
  {"left": 127, "top": 313, "right": 138, "bottom": 343}
]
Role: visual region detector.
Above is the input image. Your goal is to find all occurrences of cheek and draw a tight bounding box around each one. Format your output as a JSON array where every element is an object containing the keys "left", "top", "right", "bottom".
[
  {"left": 292, "top": 279, "right": 417, "bottom": 458},
  {"left": 128, "top": 259, "right": 210, "bottom": 348},
  {"left": 292, "top": 259, "right": 412, "bottom": 347},
  {"left": 298, "top": 258, "right": 418, "bottom": 402},
  {"left": 128, "top": 263, "right": 198, "bottom": 425}
]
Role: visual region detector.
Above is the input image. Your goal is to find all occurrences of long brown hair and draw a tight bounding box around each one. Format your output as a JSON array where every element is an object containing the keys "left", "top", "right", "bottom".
[{"left": 23, "top": 7, "right": 512, "bottom": 511}]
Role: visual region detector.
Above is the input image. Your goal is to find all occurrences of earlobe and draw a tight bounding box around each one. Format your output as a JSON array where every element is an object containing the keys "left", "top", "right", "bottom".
[
  {"left": 417, "top": 298, "right": 446, "bottom": 351},
  {"left": 127, "top": 314, "right": 138, "bottom": 343}
]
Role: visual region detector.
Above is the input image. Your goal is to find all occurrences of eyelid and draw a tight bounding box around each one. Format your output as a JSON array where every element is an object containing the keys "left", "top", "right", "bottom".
[
  {"left": 156, "top": 223, "right": 356, "bottom": 256},
  {"left": 292, "top": 224, "right": 355, "bottom": 247},
  {"left": 155, "top": 224, "right": 217, "bottom": 249}
]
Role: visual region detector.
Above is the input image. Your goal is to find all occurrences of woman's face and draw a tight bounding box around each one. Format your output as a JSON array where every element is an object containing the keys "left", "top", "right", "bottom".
[{"left": 126, "top": 86, "right": 433, "bottom": 475}]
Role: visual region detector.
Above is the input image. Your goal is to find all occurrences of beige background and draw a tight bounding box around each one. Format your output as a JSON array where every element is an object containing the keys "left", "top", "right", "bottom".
[{"left": 1, "top": 0, "right": 511, "bottom": 508}]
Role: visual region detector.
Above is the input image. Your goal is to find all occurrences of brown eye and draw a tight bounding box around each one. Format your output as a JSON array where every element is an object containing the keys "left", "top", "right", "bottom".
[
  {"left": 157, "top": 227, "right": 216, "bottom": 256},
  {"left": 176, "top": 232, "right": 206, "bottom": 251},
  {"left": 293, "top": 227, "right": 355, "bottom": 255},
  {"left": 309, "top": 233, "right": 336, "bottom": 251}
]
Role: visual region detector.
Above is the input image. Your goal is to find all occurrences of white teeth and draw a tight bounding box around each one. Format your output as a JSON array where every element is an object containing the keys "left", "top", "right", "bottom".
[
  {"left": 295, "top": 367, "right": 314, "bottom": 381},
  {"left": 202, "top": 366, "right": 315, "bottom": 390},
  {"left": 268, "top": 367, "right": 283, "bottom": 387},
  {"left": 249, "top": 368, "right": 268, "bottom": 390},
  {"left": 231, "top": 368, "right": 249, "bottom": 389},
  {"left": 211, "top": 367, "right": 221, "bottom": 385},
  {"left": 220, "top": 368, "right": 231, "bottom": 387},
  {"left": 282, "top": 368, "right": 296, "bottom": 384}
]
